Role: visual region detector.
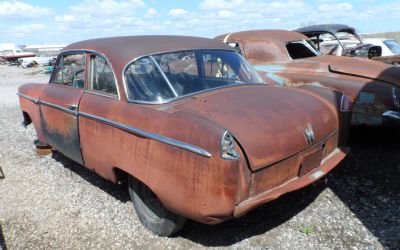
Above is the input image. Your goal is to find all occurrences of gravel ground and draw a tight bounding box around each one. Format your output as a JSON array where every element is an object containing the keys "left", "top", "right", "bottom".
[{"left": 0, "top": 64, "right": 399, "bottom": 249}]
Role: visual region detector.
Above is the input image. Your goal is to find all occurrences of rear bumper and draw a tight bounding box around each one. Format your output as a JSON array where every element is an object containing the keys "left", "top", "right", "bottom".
[{"left": 233, "top": 147, "right": 349, "bottom": 218}]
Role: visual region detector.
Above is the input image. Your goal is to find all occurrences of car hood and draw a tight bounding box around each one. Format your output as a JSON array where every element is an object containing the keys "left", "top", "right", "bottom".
[{"left": 177, "top": 85, "right": 338, "bottom": 171}]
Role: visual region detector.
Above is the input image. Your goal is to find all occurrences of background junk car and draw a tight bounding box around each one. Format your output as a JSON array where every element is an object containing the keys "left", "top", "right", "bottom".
[
  {"left": 293, "top": 24, "right": 382, "bottom": 60},
  {"left": 294, "top": 24, "right": 400, "bottom": 66},
  {"left": 18, "top": 35, "right": 349, "bottom": 236},
  {"left": 216, "top": 30, "right": 400, "bottom": 126}
]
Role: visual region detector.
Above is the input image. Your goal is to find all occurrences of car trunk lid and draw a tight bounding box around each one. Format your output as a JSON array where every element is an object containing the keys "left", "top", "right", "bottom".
[{"left": 177, "top": 85, "right": 338, "bottom": 171}]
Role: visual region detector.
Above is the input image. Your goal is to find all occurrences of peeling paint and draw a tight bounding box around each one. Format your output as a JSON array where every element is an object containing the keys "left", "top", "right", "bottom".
[{"left": 253, "top": 64, "right": 286, "bottom": 72}]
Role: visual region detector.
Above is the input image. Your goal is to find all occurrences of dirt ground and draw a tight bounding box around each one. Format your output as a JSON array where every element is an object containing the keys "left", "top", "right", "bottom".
[{"left": 0, "top": 64, "right": 399, "bottom": 249}]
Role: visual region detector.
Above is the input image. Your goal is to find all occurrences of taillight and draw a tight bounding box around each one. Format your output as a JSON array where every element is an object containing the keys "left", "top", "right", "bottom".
[{"left": 340, "top": 95, "right": 353, "bottom": 112}]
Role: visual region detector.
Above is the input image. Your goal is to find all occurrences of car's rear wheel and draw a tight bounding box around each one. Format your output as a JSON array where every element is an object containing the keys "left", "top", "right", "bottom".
[{"left": 128, "top": 176, "right": 186, "bottom": 236}]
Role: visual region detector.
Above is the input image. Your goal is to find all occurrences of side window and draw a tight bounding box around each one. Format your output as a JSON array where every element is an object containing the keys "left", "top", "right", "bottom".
[
  {"left": 124, "top": 57, "right": 175, "bottom": 102},
  {"left": 52, "top": 53, "right": 85, "bottom": 88},
  {"left": 89, "top": 55, "right": 118, "bottom": 96},
  {"left": 286, "top": 42, "right": 318, "bottom": 59},
  {"left": 202, "top": 52, "right": 238, "bottom": 80}
]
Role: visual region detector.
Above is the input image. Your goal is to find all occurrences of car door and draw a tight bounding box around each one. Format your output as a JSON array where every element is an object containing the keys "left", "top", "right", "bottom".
[
  {"left": 77, "top": 53, "right": 120, "bottom": 178},
  {"left": 39, "top": 52, "right": 86, "bottom": 165}
]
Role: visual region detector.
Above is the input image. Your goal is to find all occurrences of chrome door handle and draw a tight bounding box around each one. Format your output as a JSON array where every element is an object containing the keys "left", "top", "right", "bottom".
[{"left": 67, "top": 104, "right": 78, "bottom": 111}]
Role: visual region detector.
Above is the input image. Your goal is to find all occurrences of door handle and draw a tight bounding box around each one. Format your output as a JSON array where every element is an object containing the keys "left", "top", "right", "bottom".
[{"left": 67, "top": 104, "right": 78, "bottom": 111}]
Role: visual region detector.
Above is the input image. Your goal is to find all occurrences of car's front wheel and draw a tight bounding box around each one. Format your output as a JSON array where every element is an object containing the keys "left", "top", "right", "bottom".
[{"left": 128, "top": 176, "right": 186, "bottom": 236}]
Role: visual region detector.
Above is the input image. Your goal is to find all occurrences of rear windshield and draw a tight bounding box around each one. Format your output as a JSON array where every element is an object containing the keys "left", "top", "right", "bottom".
[
  {"left": 124, "top": 50, "right": 263, "bottom": 103},
  {"left": 286, "top": 41, "right": 319, "bottom": 59},
  {"left": 384, "top": 40, "right": 400, "bottom": 55}
]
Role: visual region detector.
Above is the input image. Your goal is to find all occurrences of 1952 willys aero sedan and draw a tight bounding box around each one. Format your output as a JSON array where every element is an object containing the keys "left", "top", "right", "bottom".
[{"left": 18, "top": 36, "right": 349, "bottom": 236}]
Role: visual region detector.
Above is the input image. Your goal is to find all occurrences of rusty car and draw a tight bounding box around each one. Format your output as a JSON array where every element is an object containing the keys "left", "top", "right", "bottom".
[
  {"left": 294, "top": 24, "right": 400, "bottom": 66},
  {"left": 216, "top": 30, "right": 400, "bottom": 126},
  {"left": 18, "top": 35, "right": 349, "bottom": 236}
]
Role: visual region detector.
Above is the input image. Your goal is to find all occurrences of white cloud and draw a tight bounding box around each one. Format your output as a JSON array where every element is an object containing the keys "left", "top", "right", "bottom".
[
  {"left": 200, "top": 0, "right": 245, "bottom": 10},
  {"left": 13, "top": 23, "right": 47, "bottom": 33},
  {"left": 0, "top": 1, "right": 52, "bottom": 19},
  {"left": 218, "top": 10, "right": 234, "bottom": 18},
  {"left": 54, "top": 0, "right": 148, "bottom": 31},
  {"left": 319, "top": 2, "right": 352, "bottom": 12},
  {"left": 145, "top": 8, "right": 158, "bottom": 17},
  {"left": 55, "top": 14, "right": 75, "bottom": 23},
  {"left": 168, "top": 8, "right": 188, "bottom": 17},
  {"left": 70, "top": 0, "right": 146, "bottom": 15}
]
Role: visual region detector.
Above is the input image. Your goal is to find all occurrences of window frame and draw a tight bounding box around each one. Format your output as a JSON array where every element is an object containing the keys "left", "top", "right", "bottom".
[
  {"left": 50, "top": 50, "right": 120, "bottom": 100},
  {"left": 50, "top": 51, "right": 87, "bottom": 89},
  {"left": 87, "top": 52, "right": 120, "bottom": 100},
  {"left": 122, "top": 49, "right": 264, "bottom": 105},
  {"left": 285, "top": 40, "right": 320, "bottom": 60}
]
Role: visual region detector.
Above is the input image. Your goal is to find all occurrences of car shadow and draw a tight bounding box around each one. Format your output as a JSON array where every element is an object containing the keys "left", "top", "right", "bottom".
[
  {"left": 50, "top": 151, "right": 131, "bottom": 203},
  {"left": 0, "top": 224, "right": 7, "bottom": 250},
  {"left": 328, "top": 126, "right": 400, "bottom": 250}
]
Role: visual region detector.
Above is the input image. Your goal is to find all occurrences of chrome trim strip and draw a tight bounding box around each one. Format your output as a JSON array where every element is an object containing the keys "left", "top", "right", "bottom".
[
  {"left": 79, "top": 112, "right": 212, "bottom": 158},
  {"left": 39, "top": 100, "right": 77, "bottom": 116},
  {"left": 150, "top": 55, "right": 178, "bottom": 97},
  {"left": 17, "top": 93, "right": 39, "bottom": 104},
  {"left": 16, "top": 94, "right": 212, "bottom": 158},
  {"left": 83, "top": 90, "right": 119, "bottom": 100}
]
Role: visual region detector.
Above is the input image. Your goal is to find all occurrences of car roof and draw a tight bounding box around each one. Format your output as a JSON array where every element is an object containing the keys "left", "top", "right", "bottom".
[
  {"left": 294, "top": 24, "right": 356, "bottom": 36},
  {"left": 215, "top": 30, "right": 310, "bottom": 63},
  {"left": 215, "top": 29, "right": 308, "bottom": 44},
  {"left": 63, "top": 35, "right": 234, "bottom": 71}
]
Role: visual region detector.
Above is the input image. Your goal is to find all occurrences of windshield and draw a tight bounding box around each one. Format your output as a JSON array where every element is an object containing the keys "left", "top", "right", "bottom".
[
  {"left": 384, "top": 40, "right": 400, "bottom": 55},
  {"left": 124, "top": 50, "right": 263, "bottom": 103}
]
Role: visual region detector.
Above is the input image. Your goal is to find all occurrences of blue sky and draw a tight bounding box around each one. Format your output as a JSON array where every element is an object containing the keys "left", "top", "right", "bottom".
[{"left": 1, "top": 0, "right": 400, "bottom": 45}]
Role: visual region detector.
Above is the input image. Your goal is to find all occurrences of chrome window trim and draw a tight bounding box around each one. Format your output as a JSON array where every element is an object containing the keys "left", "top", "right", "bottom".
[
  {"left": 237, "top": 52, "right": 264, "bottom": 83},
  {"left": 285, "top": 40, "right": 320, "bottom": 61},
  {"left": 83, "top": 90, "right": 119, "bottom": 100},
  {"left": 17, "top": 92, "right": 211, "bottom": 158},
  {"left": 122, "top": 49, "right": 265, "bottom": 105},
  {"left": 87, "top": 52, "right": 121, "bottom": 100},
  {"left": 50, "top": 51, "right": 87, "bottom": 87},
  {"left": 149, "top": 55, "right": 178, "bottom": 97},
  {"left": 51, "top": 49, "right": 121, "bottom": 100},
  {"left": 124, "top": 83, "right": 264, "bottom": 105}
]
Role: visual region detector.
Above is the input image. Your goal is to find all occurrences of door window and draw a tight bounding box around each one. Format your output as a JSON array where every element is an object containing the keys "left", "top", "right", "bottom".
[
  {"left": 89, "top": 55, "right": 118, "bottom": 96},
  {"left": 52, "top": 53, "right": 85, "bottom": 88}
]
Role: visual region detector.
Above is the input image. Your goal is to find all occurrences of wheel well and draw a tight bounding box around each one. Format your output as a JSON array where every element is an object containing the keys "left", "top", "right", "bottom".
[
  {"left": 114, "top": 167, "right": 129, "bottom": 186},
  {"left": 22, "top": 111, "right": 32, "bottom": 127}
]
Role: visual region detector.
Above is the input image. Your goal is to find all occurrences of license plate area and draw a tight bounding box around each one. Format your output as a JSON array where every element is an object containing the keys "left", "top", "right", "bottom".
[{"left": 299, "top": 148, "right": 323, "bottom": 176}]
